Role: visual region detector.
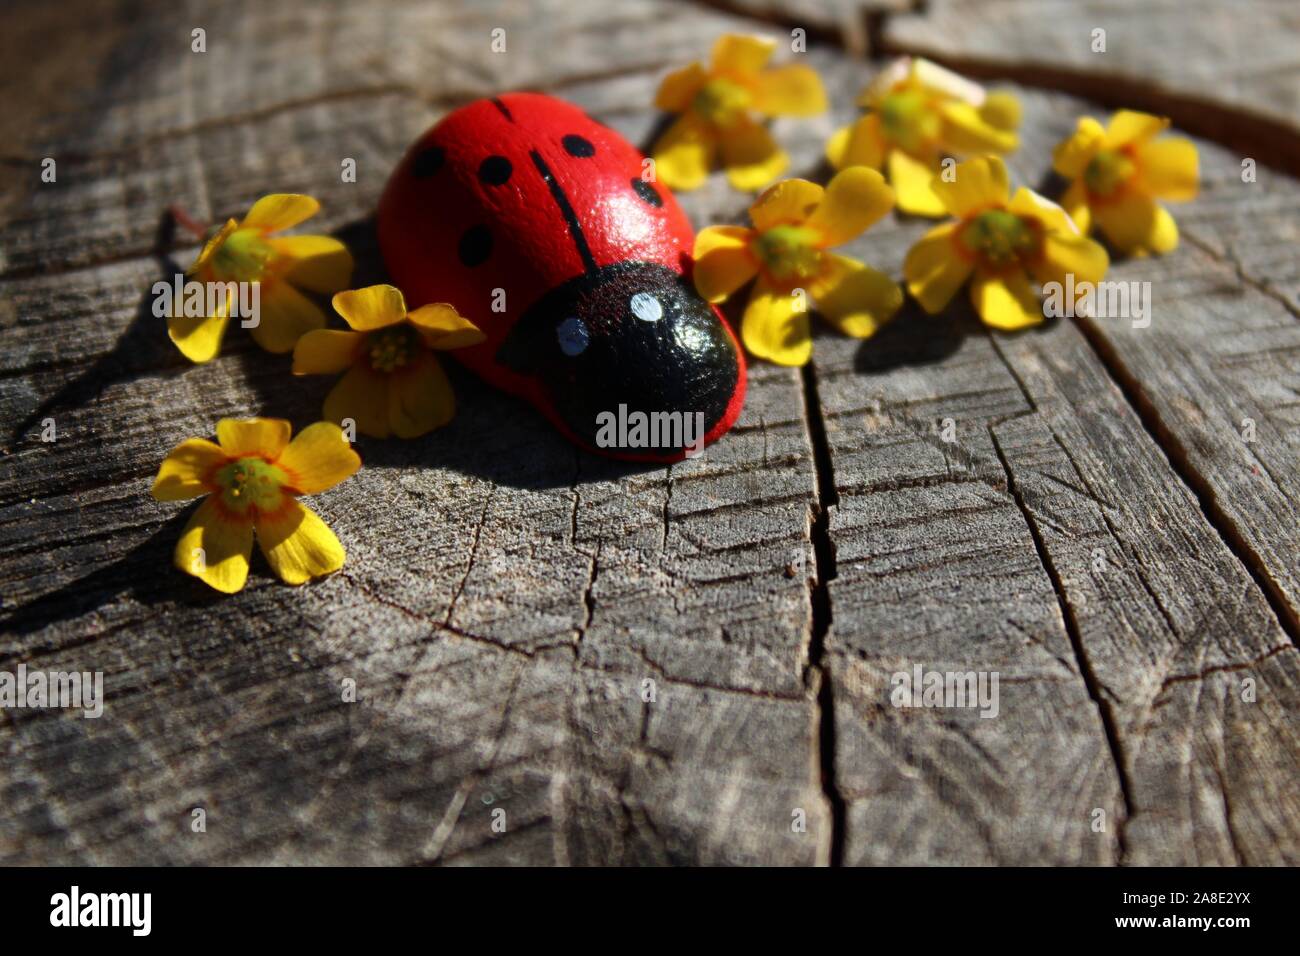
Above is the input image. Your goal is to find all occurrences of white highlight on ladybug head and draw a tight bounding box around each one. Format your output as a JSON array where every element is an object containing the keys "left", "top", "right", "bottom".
[
  {"left": 557, "top": 316, "right": 589, "bottom": 356},
  {"left": 630, "top": 292, "right": 663, "bottom": 322}
]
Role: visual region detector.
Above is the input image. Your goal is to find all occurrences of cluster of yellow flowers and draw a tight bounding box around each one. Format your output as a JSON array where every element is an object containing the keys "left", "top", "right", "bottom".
[
  {"left": 154, "top": 196, "right": 486, "bottom": 592},
  {"left": 151, "top": 35, "right": 1200, "bottom": 594},
  {"left": 657, "top": 38, "right": 1200, "bottom": 365}
]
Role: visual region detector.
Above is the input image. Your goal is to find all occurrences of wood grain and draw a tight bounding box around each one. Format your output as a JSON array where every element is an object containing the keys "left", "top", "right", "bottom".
[{"left": 1, "top": 0, "right": 1297, "bottom": 865}]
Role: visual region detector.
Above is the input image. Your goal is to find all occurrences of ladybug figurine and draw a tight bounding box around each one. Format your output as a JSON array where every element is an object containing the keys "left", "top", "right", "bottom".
[{"left": 377, "top": 93, "right": 746, "bottom": 462}]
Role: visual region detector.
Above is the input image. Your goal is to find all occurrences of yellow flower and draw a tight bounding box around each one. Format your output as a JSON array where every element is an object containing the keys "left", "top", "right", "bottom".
[
  {"left": 826, "top": 57, "right": 1020, "bottom": 217},
  {"left": 292, "top": 284, "right": 485, "bottom": 439},
  {"left": 168, "top": 194, "right": 354, "bottom": 363},
  {"left": 903, "top": 155, "right": 1109, "bottom": 330},
  {"left": 1052, "top": 109, "right": 1198, "bottom": 256},
  {"left": 693, "top": 166, "right": 902, "bottom": 366},
  {"left": 151, "top": 418, "right": 361, "bottom": 593},
  {"left": 652, "top": 33, "right": 828, "bottom": 192}
]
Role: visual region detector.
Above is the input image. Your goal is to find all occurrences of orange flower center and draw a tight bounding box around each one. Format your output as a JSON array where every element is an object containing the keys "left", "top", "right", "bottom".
[
  {"left": 959, "top": 209, "right": 1041, "bottom": 267},
  {"left": 214, "top": 456, "right": 288, "bottom": 515},
  {"left": 1083, "top": 149, "right": 1135, "bottom": 198},
  {"left": 366, "top": 324, "right": 419, "bottom": 373},
  {"left": 212, "top": 228, "right": 274, "bottom": 282},
  {"left": 692, "top": 78, "right": 751, "bottom": 127},
  {"left": 751, "top": 225, "right": 823, "bottom": 283}
]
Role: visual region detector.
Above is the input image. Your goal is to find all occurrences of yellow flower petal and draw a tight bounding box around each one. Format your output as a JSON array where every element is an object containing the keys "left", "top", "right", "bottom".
[
  {"left": 810, "top": 254, "right": 902, "bottom": 338},
  {"left": 277, "top": 420, "right": 361, "bottom": 494},
  {"left": 806, "top": 166, "right": 895, "bottom": 248},
  {"left": 1136, "top": 136, "right": 1199, "bottom": 201},
  {"left": 188, "top": 219, "right": 239, "bottom": 277},
  {"left": 256, "top": 499, "right": 345, "bottom": 586},
  {"left": 1052, "top": 116, "right": 1106, "bottom": 179},
  {"left": 1103, "top": 109, "right": 1168, "bottom": 148},
  {"left": 652, "top": 113, "right": 715, "bottom": 192},
  {"left": 408, "top": 304, "right": 487, "bottom": 350},
  {"left": 1146, "top": 203, "right": 1180, "bottom": 254},
  {"left": 939, "top": 100, "right": 1018, "bottom": 155},
  {"left": 293, "top": 329, "right": 363, "bottom": 375},
  {"left": 909, "top": 57, "right": 985, "bottom": 104},
  {"left": 826, "top": 115, "right": 885, "bottom": 172},
  {"left": 903, "top": 222, "right": 974, "bottom": 314},
  {"left": 887, "top": 149, "right": 947, "bottom": 217},
  {"left": 387, "top": 351, "right": 456, "bottom": 438},
  {"left": 152, "top": 438, "right": 226, "bottom": 501},
  {"left": 174, "top": 497, "right": 253, "bottom": 594},
  {"left": 749, "top": 179, "right": 823, "bottom": 231},
  {"left": 655, "top": 62, "right": 709, "bottom": 112},
  {"left": 711, "top": 34, "right": 775, "bottom": 76},
  {"left": 933, "top": 155, "right": 1010, "bottom": 219},
  {"left": 1060, "top": 179, "right": 1092, "bottom": 235},
  {"left": 332, "top": 284, "right": 408, "bottom": 332},
  {"left": 741, "top": 280, "right": 812, "bottom": 366},
  {"left": 1093, "top": 191, "right": 1178, "bottom": 255},
  {"left": 860, "top": 57, "right": 913, "bottom": 107},
  {"left": 241, "top": 194, "right": 321, "bottom": 234},
  {"left": 720, "top": 118, "right": 788, "bottom": 191},
  {"left": 1008, "top": 187, "right": 1077, "bottom": 237},
  {"left": 271, "top": 235, "right": 354, "bottom": 293},
  {"left": 755, "top": 64, "right": 827, "bottom": 116},
  {"left": 970, "top": 269, "right": 1042, "bottom": 330},
  {"left": 217, "top": 418, "right": 291, "bottom": 458},
  {"left": 979, "top": 91, "right": 1021, "bottom": 131},
  {"left": 249, "top": 281, "right": 326, "bottom": 353},
  {"left": 324, "top": 364, "right": 390, "bottom": 439},
  {"left": 1030, "top": 233, "right": 1110, "bottom": 291},
  {"left": 167, "top": 285, "right": 233, "bottom": 364},
  {"left": 693, "top": 225, "right": 759, "bottom": 303}
]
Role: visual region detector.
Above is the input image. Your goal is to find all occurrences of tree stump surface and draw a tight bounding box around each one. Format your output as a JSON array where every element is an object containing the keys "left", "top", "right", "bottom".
[{"left": 1, "top": 0, "right": 1296, "bottom": 865}]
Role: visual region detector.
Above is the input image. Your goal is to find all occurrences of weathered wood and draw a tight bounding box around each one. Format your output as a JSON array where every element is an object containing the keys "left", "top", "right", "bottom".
[
  {"left": 806, "top": 56, "right": 1300, "bottom": 864},
  {"left": 2, "top": 0, "right": 1298, "bottom": 866},
  {"left": 0, "top": 0, "right": 842, "bottom": 867},
  {"left": 878, "top": 0, "right": 1300, "bottom": 178}
]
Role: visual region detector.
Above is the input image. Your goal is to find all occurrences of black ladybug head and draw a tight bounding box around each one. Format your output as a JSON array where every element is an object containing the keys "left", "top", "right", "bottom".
[{"left": 496, "top": 262, "right": 740, "bottom": 458}]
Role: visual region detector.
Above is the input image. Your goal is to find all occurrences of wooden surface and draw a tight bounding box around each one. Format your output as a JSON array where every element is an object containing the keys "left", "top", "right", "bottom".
[{"left": 1, "top": 0, "right": 1296, "bottom": 865}]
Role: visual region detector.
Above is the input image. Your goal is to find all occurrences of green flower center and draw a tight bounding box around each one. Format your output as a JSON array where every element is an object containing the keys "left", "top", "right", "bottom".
[
  {"left": 366, "top": 324, "right": 419, "bottom": 373},
  {"left": 211, "top": 228, "right": 274, "bottom": 282},
  {"left": 692, "top": 78, "right": 751, "bottom": 127},
  {"left": 1083, "top": 149, "right": 1135, "bottom": 197},
  {"left": 960, "top": 209, "right": 1040, "bottom": 266},
  {"left": 751, "top": 225, "right": 824, "bottom": 282},
  {"left": 214, "top": 457, "right": 288, "bottom": 514},
  {"left": 878, "top": 89, "right": 941, "bottom": 155}
]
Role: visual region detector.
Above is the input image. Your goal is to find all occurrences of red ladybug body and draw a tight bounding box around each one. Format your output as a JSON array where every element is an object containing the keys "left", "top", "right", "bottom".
[{"left": 377, "top": 93, "right": 746, "bottom": 462}]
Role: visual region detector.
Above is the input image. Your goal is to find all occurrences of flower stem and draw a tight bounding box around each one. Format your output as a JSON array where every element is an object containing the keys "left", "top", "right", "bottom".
[{"left": 169, "top": 204, "right": 210, "bottom": 241}]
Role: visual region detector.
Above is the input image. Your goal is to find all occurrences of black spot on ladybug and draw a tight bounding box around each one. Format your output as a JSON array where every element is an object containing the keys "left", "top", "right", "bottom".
[
  {"left": 458, "top": 225, "right": 493, "bottom": 267},
  {"left": 478, "top": 155, "right": 512, "bottom": 186},
  {"left": 412, "top": 146, "right": 445, "bottom": 178},
  {"left": 562, "top": 134, "right": 595, "bottom": 158},
  {"left": 631, "top": 178, "right": 662, "bottom": 208}
]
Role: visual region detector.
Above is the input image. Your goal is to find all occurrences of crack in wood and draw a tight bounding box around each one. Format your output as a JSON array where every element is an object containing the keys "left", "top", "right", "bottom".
[
  {"left": 988, "top": 425, "right": 1133, "bottom": 861},
  {"left": 798, "top": 362, "right": 846, "bottom": 866},
  {"left": 1069, "top": 312, "right": 1300, "bottom": 649}
]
